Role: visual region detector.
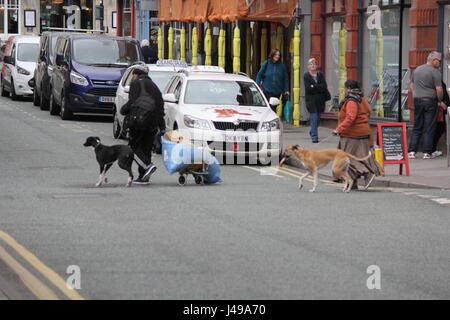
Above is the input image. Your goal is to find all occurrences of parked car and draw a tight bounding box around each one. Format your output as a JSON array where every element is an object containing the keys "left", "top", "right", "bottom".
[
  {"left": 33, "top": 32, "right": 67, "bottom": 110},
  {"left": 113, "top": 60, "right": 187, "bottom": 139},
  {"left": 0, "top": 35, "right": 40, "bottom": 100},
  {"left": 50, "top": 34, "right": 143, "bottom": 120},
  {"left": 162, "top": 66, "right": 282, "bottom": 163}
]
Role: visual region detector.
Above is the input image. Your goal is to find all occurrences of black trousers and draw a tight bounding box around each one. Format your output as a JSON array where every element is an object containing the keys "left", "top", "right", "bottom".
[
  {"left": 129, "top": 129, "right": 156, "bottom": 178},
  {"left": 408, "top": 98, "right": 438, "bottom": 155},
  {"left": 433, "top": 120, "right": 446, "bottom": 152}
]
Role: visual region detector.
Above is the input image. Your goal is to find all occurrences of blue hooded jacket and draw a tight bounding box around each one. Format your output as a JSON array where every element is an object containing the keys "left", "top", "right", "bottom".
[{"left": 255, "top": 60, "right": 289, "bottom": 95}]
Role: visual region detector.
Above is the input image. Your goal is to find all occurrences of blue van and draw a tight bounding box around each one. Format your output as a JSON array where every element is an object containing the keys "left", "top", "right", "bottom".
[{"left": 50, "top": 34, "right": 143, "bottom": 120}]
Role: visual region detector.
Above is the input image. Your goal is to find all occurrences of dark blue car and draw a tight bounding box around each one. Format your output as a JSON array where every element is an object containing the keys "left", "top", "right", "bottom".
[{"left": 49, "top": 34, "right": 143, "bottom": 120}]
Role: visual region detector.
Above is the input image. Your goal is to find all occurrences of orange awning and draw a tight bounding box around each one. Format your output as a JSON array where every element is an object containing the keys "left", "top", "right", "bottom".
[{"left": 158, "top": 0, "right": 297, "bottom": 27}]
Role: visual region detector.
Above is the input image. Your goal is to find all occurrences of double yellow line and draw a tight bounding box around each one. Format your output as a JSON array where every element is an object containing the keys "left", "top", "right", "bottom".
[{"left": 0, "top": 231, "right": 85, "bottom": 300}]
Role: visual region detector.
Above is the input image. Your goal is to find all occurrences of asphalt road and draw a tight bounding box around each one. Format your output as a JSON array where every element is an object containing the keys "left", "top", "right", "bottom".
[{"left": 1, "top": 95, "right": 450, "bottom": 300}]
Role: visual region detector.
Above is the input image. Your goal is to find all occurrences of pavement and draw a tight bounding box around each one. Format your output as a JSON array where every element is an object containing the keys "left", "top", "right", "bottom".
[{"left": 282, "top": 124, "right": 450, "bottom": 190}]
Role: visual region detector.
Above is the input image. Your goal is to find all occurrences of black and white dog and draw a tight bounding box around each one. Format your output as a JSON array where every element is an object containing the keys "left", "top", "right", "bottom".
[{"left": 83, "top": 136, "right": 134, "bottom": 187}]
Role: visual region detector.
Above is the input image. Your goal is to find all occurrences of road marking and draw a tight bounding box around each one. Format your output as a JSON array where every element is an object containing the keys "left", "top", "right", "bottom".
[
  {"left": 0, "top": 245, "right": 59, "bottom": 300},
  {"left": 0, "top": 231, "right": 85, "bottom": 300},
  {"left": 432, "top": 198, "right": 450, "bottom": 205},
  {"left": 242, "top": 166, "right": 285, "bottom": 178},
  {"left": 417, "top": 195, "right": 439, "bottom": 199}
]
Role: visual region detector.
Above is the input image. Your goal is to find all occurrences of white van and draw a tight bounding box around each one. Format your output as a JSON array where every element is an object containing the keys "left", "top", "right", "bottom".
[{"left": 1, "top": 35, "right": 40, "bottom": 100}]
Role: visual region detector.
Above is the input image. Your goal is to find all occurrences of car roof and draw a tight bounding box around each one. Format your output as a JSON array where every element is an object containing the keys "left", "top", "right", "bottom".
[
  {"left": 182, "top": 71, "right": 254, "bottom": 82},
  {"left": 14, "top": 35, "right": 40, "bottom": 44},
  {"left": 147, "top": 64, "right": 184, "bottom": 72},
  {"left": 58, "top": 34, "right": 138, "bottom": 42}
]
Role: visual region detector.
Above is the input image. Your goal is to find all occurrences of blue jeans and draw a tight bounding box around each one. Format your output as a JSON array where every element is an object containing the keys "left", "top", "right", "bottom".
[
  {"left": 408, "top": 98, "right": 438, "bottom": 155},
  {"left": 310, "top": 113, "right": 321, "bottom": 140}
]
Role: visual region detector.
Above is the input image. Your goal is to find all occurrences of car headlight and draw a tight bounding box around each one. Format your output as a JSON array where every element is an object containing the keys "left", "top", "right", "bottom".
[
  {"left": 17, "top": 66, "right": 30, "bottom": 76},
  {"left": 70, "top": 71, "right": 89, "bottom": 86},
  {"left": 183, "top": 115, "right": 211, "bottom": 130},
  {"left": 260, "top": 118, "right": 280, "bottom": 131}
]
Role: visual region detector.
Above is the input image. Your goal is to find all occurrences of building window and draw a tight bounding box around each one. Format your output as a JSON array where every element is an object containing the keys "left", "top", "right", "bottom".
[
  {"left": 361, "top": 0, "right": 410, "bottom": 119},
  {"left": 0, "top": 0, "right": 19, "bottom": 34}
]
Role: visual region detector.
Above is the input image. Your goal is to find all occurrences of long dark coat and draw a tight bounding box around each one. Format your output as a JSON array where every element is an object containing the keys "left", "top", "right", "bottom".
[{"left": 304, "top": 71, "right": 329, "bottom": 114}]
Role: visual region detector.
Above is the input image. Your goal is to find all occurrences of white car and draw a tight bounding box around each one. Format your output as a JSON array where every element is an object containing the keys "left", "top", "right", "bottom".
[
  {"left": 0, "top": 35, "right": 40, "bottom": 100},
  {"left": 162, "top": 66, "right": 282, "bottom": 164},
  {"left": 113, "top": 60, "right": 187, "bottom": 139}
]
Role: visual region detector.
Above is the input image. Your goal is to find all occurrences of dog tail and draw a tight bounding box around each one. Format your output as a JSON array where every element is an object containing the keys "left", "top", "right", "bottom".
[{"left": 347, "top": 151, "right": 372, "bottom": 162}]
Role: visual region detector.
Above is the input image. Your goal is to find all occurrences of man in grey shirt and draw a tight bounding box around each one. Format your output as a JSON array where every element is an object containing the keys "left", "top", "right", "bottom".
[{"left": 408, "top": 51, "right": 444, "bottom": 159}]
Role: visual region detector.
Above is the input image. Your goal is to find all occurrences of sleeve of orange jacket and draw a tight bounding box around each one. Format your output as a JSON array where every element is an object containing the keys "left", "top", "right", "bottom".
[{"left": 336, "top": 101, "right": 358, "bottom": 133}]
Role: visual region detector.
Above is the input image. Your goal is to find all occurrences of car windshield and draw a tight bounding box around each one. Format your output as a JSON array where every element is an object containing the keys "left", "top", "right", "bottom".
[
  {"left": 73, "top": 38, "right": 140, "bottom": 66},
  {"left": 17, "top": 43, "right": 39, "bottom": 62},
  {"left": 149, "top": 71, "right": 176, "bottom": 91},
  {"left": 184, "top": 80, "right": 267, "bottom": 107}
]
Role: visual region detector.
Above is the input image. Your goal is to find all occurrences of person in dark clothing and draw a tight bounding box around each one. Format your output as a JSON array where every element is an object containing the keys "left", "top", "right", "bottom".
[
  {"left": 304, "top": 58, "right": 330, "bottom": 143},
  {"left": 141, "top": 39, "right": 158, "bottom": 64},
  {"left": 432, "top": 81, "right": 449, "bottom": 157},
  {"left": 120, "top": 64, "right": 166, "bottom": 184}
]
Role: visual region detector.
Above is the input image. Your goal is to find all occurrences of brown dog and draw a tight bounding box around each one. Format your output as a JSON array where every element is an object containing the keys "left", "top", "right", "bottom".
[{"left": 279, "top": 145, "right": 372, "bottom": 193}]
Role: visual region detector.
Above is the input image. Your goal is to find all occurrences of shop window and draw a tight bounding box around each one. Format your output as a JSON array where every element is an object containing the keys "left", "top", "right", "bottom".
[
  {"left": 325, "top": 17, "right": 345, "bottom": 111},
  {"left": 443, "top": 5, "right": 450, "bottom": 94},
  {"left": 123, "top": 0, "right": 132, "bottom": 36},
  {"left": 0, "top": 0, "right": 19, "bottom": 34},
  {"left": 361, "top": 0, "right": 410, "bottom": 119},
  {"left": 40, "top": 0, "right": 93, "bottom": 31}
]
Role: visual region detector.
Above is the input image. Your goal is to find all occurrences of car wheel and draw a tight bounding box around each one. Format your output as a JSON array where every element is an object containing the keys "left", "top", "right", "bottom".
[
  {"left": 10, "top": 78, "right": 18, "bottom": 101},
  {"left": 0, "top": 77, "right": 9, "bottom": 97},
  {"left": 113, "top": 110, "right": 123, "bottom": 139},
  {"left": 33, "top": 86, "right": 41, "bottom": 106},
  {"left": 60, "top": 91, "right": 73, "bottom": 120},
  {"left": 40, "top": 87, "right": 50, "bottom": 111},
  {"left": 49, "top": 91, "right": 60, "bottom": 116}
]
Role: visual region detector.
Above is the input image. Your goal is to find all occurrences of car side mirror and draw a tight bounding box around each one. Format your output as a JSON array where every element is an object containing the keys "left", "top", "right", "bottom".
[
  {"left": 55, "top": 54, "right": 65, "bottom": 66},
  {"left": 3, "top": 56, "right": 13, "bottom": 65},
  {"left": 124, "top": 86, "right": 130, "bottom": 93},
  {"left": 163, "top": 93, "right": 178, "bottom": 103},
  {"left": 269, "top": 97, "right": 280, "bottom": 107}
]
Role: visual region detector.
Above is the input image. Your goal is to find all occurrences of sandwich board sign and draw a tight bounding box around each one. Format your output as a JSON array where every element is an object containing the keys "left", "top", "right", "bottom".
[{"left": 377, "top": 122, "right": 410, "bottom": 176}]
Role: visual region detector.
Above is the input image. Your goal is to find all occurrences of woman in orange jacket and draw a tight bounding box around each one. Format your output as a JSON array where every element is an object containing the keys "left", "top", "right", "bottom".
[{"left": 333, "top": 80, "right": 382, "bottom": 190}]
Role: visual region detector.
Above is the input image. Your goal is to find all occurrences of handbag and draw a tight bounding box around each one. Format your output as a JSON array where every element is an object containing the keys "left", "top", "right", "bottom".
[{"left": 283, "top": 99, "right": 292, "bottom": 123}]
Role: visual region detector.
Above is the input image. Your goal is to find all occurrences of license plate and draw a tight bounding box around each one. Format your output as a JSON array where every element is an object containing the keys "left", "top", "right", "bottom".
[
  {"left": 224, "top": 135, "right": 248, "bottom": 143},
  {"left": 99, "top": 96, "right": 115, "bottom": 103}
]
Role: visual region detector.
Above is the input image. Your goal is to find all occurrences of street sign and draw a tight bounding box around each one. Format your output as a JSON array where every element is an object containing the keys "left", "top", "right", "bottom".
[{"left": 377, "top": 122, "right": 410, "bottom": 176}]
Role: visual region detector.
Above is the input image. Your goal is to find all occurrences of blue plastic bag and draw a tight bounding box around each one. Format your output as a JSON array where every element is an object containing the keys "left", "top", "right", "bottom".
[
  {"left": 161, "top": 137, "right": 222, "bottom": 184},
  {"left": 283, "top": 99, "right": 292, "bottom": 123}
]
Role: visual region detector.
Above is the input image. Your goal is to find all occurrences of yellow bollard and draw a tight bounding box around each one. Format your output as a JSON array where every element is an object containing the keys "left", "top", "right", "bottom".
[
  {"left": 293, "top": 28, "right": 301, "bottom": 127},
  {"left": 168, "top": 26, "right": 174, "bottom": 60},
  {"left": 158, "top": 27, "right": 163, "bottom": 60},
  {"left": 233, "top": 25, "right": 241, "bottom": 73},
  {"left": 192, "top": 25, "right": 198, "bottom": 65},
  {"left": 218, "top": 27, "right": 225, "bottom": 68},
  {"left": 246, "top": 25, "right": 251, "bottom": 76},
  {"left": 180, "top": 26, "right": 186, "bottom": 62},
  {"left": 338, "top": 27, "right": 347, "bottom": 102},
  {"left": 205, "top": 26, "right": 212, "bottom": 66},
  {"left": 374, "top": 146, "right": 385, "bottom": 176}
]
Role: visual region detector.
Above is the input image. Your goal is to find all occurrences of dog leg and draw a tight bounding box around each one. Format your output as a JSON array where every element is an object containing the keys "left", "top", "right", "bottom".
[
  {"left": 102, "top": 163, "right": 113, "bottom": 184},
  {"left": 309, "top": 171, "right": 319, "bottom": 193},
  {"left": 96, "top": 165, "right": 105, "bottom": 187},
  {"left": 298, "top": 171, "right": 310, "bottom": 189}
]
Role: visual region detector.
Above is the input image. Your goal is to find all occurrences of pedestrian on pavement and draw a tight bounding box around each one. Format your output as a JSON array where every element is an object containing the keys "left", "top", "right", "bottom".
[
  {"left": 333, "top": 80, "right": 382, "bottom": 190},
  {"left": 255, "top": 48, "right": 289, "bottom": 113},
  {"left": 304, "top": 58, "right": 331, "bottom": 143},
  {"left": 120, "top": 64, "right": 166, "bottom": 185},
  {"left": 141, "top": 39, "right": 158, "bottom": 64},
  {"left": 408, "top": 51, "right": 444, "bottom": 159},
  {"left": 432, "top": 81, "right": 449, "bottom": 157}
]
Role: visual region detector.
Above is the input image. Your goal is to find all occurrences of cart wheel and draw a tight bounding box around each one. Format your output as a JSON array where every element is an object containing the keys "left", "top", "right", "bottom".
[
  {"left": 178, "top": 175, "right": 186, "bottom": 186},
  {"left": 195, "top": 175, "right": 204, "bottom": 185}
]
